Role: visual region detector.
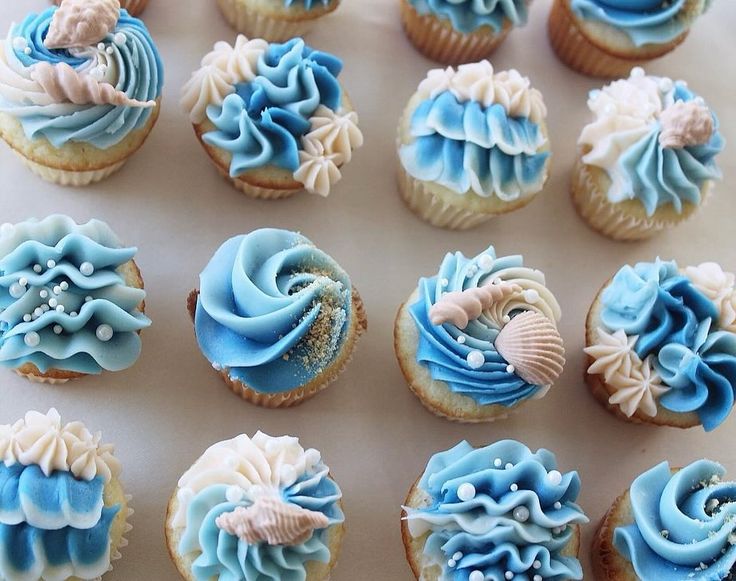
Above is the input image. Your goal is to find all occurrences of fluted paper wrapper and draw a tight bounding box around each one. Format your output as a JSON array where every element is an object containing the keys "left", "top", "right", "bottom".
[
  {"left": 214, "top": 165, "right": 302, "bottom": 200},
  {"left": 13, "top": 369, "right": 72, "bottom": 384},
  {"left": 216, "top": 0, "right": 321, "bottom": 41},
  {"left": 19, "top": 155, "right": 127, "bottom": 186}
]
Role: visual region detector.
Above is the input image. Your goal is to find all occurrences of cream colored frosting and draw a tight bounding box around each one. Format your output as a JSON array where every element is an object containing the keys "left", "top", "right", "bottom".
[
  {"left": 304, "top": 105, "right": 363, "bottom": 164},
  {"left": 45, "top": 0, "right": 121, "bottom": 50},
  {"left": 659, "top": 99, "right": 715, "bottom": 149},
  {"left": 684, "top": 263, "right": 736, "bottom": 333},
  {"left": 293, "top": 138, "right": 343, "bottom": 197},
  {"left": 429, "top": 282, "right": 520, "bottom": 329},
  {"left": 201, "top": 36, "right": 267, "bottom": 85},
  {"left": 584, "top": 327, "right": 639, "bottom": 383}
]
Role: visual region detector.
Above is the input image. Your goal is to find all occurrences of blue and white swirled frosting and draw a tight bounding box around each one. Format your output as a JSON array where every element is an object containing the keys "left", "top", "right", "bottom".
[
  {"left": 0, "top": 2, "right": 163, "bottom": 149},
  {"left": 171, "top": 432, "right": 343, "bottom": 581},
  {"left": 408, "top": 0, "right": 529, "bottom": 34},
  {"left": 613, "top": 459, "right": 736, "bottom": 580},
  {"left": 194, "top": 228, "right": 356, "bottom": 393},
  {"left": 570, "top": 0, "right": 714, "bottom": 46},
  {"left": 404, "top": 440, "right": 589, "bottom": 581},
  {"left": 410, "top": 244, "right": 564, "bottom": 407},
  {"left": 579, "top": 68, "right": 723, "bottom": 217},
  {"left": 0, "top": 409, "right": 125, "bottom": 580},
  {"left": 181, "top": 36, "right": 363, "bottom": 197},
  {"left": 400, "top": 61, "right": 549, "bottom": 202},
  {"left": 585, "top": 259, "right": 736, "bottom": 431},
  {"left": 0, "top": 215, "right": 151, "bottom": 376}
]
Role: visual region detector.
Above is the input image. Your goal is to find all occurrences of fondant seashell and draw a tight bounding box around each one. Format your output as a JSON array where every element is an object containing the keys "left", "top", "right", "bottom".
[
  {"left": 45, "top": 0, "right": 121, "bottom": 50},
  {"left": 429, "top": 282, "right": 521, "bottom": 329},
  {"left": 494, "top": 310, "right": 565, "bottom": 386},
  {"left": 215, "top": 496, "right": 329, "bottom": 546},
  {"left": 54, "top": 0, "right": 146, "bottom": 17},
  {"left": 659, "top": 99, "right": 714, "bottom": 149}
]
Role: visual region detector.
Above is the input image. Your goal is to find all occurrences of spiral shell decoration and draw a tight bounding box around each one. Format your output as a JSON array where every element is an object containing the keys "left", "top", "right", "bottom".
[
  {"left": 494, "top": 311, "right": 565, "bottom": 386},
  {"left": 31, "top": 62, "right": 155, "bottom": 108},
  {"left": 54, "top": 0, "right": 146, "bottom": 17},
  {"left": 429, "top": 282, "right": 521, "bottom": 329},
  {"left": 659, "top": 99, "right": 714, "bottom": 149},
  {"left": 45, "top": 0, "right": 121, "bottom": 50},
  {"left": 215, "top": 496, "right": 329, "bottom": 546}
]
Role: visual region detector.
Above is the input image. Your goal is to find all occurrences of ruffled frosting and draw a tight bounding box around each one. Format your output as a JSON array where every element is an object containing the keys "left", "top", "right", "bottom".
[
  {"left": 0, "top": 7, "right": 164, "bottom": 149},
  {"left": 579, "top": 69, "right": 723, "bottom": 217},
  {"left": 404, "top": 440, "right": 588, "bottom": 581},
  {"left": 409, "top": 0, "right": 528, "bottom": 34},
  {"left": 614, "top": 459, "right": 736, "bottom": 579},
  {"left": 173, "top": 432, "right": 343, "bottom": 581},
  {"left": 409, "top": 245, "right": 562, "bottom": 407},
  {"left": 401, "top": 62, "right": 549, "bottom": 200},
  {"left": 0, "top": 215, "right": 151, "bottom": 375},
  {"left": 194, "top": 228, "right": 354, "bottom": 394},
  {"left": 571, "top": 0, "right": 712, "bottom": 46}
]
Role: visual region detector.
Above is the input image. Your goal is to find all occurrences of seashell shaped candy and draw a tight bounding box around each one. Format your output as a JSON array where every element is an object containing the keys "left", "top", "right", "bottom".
[
  {"left": 45, "top": 0, "right": 121, "bottom": 50},
  {"left": 429, "top": 282, "right": 521, "bottom": 329},
  {"left": 54, "top": 0, "right": 147, "bottom": 17},
  {"left": 659, "top": 100, "right": 714, "bottom": 150},
  {"left": 215, "top": 495, "right": 330, "bottom": 546},
  {"left": 495, "top": 310, "right": 565, "bottom": 386}
]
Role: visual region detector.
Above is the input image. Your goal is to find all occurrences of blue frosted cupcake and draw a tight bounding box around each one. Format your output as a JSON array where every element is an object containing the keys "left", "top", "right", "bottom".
[
  {"left": 402, "top": 440, "right": 589, "bottom": 580},
  {"left": 188, "top": 228, "right": 367, "bottom": 407},
  {"left": 0, "top": 216, "right": 151, "bottom": 384},
  {"left": 593, "top": 458, "right": 736, "bottom": 580}
]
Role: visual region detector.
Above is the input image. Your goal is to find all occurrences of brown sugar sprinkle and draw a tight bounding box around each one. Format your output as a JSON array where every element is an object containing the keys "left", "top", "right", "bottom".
[{"left": 299, "top": 283, "right": 348, "bottom": 371}]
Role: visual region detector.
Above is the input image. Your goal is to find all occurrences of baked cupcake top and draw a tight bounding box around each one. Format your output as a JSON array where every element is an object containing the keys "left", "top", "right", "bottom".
[
  {"left": 570, "top": 0, "right": 714, "bottom": 46},
  {"left": 613, "top": 459, "right": 736, "bottom": 579},
  {"left": 403, "top": 440, "right": 589, "bottom": 580},
  {"left": 400, "top": 61, "right": 549, "bottom": 201},
  {"left": 408, "top": 0, "right": 529, "bottom": 34},
  {"left": 170, "top": 432, "right": 343, "bottom": 580},
  {"left": 0, "top": 408, "right": 125, "bottom": 580},
  {"left": 579, "top": 68, "right": 723, "bottom": 218},
  {"left": 585, "top": 259, "right": 736, "bottom": 431},
  {"left": 0, "top": 215, "right": 150, "bottom": 376},
  {"left": 194, "top": 228, "right": 355, "bottom": 393},
  {"left": 0, "top": 0, "right": 163, "bottom": 149},
  {"left": 409, "top": 244, "right": 564, "bottom": 407},
  {"left": 181, "top": 36, "right": 363, "bottom": 197}
]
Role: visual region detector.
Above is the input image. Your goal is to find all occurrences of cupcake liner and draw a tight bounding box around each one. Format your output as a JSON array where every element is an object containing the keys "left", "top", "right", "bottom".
[
  {"left": 571, "top": 162, "right": 712, "bottom": 241},
  {"left": 18, "top": 154, "right": 127, "bottom": 186},
  {"left": 216, "top": 0, "right": 327, "bottom": 41},
  {"left": 12, "top": 369, "right": 72, "bottom": 384},
  {"left": 214, "top": 164, "right": 302, "bottom": 200},
  {"left": 400, "top": 0, "right": 510, "bottom": 64},
  {"left": 548, "top": 0, "right": 687, "bottom": 78}
]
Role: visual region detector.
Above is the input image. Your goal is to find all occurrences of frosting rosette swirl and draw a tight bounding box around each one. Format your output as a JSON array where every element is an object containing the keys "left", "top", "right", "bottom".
[
  {"left": 408, "top": 0, "right": 529, "bottom": 34},
  {"left": 409, "top": 245, "right": 562, "bottom": 407},
  {"left": 194, "top": 228, "right": 354, "bottom": 394},
  {"left": 614, "top": 459, "right": 736, "bottom": 579},
  {"left": 0, "top": 215, "right": 150, "bottom": 376},
  {"left": 404, "top": 440, "right": 588, "bottom": 581}
]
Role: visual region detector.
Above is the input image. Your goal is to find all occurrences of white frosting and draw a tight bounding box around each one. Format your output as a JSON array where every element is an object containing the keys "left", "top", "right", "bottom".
[
  {"left": 584, "top": 327, "right": 639, "bottom": 383},
  {"left": 172, "top": 432, "right": 322, "bottom": 529},
  {"left": 293, "top": 137, "right": 343, "bottom": 197},
  {"left": 304, "top": 105, "right": 363, "bottom": 164},
  {"left": 684, "top": 263, "right": 736, "bottom": 333}
]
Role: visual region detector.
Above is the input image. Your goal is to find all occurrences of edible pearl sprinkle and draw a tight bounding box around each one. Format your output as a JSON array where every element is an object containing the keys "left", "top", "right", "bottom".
[
  {"left": 494, "top": 458, "right": 503, "bottom": 467},
  {"left": 506, "top": 364, "right": 515, "bottom": 373},
  {"left": 105, "top": 46, "right": 114, "bottom": 55},
  {"left": 46, "top": 259, "right": 56, "bottom": 268},
  {"left": 39, "top": 290, "right": 48, "bottom": 298},
  {"left": 85, "top": 296, "right": 93, "bottom": 302},
  {"left": 34, "top": 308, "right": 43, "bottom": 317},
  {"left": 53, "top": 286, "right": 61, "bottom": 295},
  {"left": 22, "top": 314, "right": 31, "bottom": 322},
  {"left": 225, "top": 486, "right": 244, "bottom": 503},
  {"left": 503, "top": 315, "right": 511, "bottom": 323},
  {"left": 452, "top": 552, "right": 463, "bottom": 561},
  {"left": 534, "top": 575, "right": 543, "bottom": 581},
  {"left": 505, "top": 572, "right": 514, "bottom": 580},
  {"left": 18, "top": 277, "right": 27, "bottom": 287},
  {"left": 547, "top": 470, "right": 563, "bottom": 486},
  {"left": 510, "top": 483, "right": 519, "bottom": 492},
  {"left": 467, "top": 350, "right": 485, "bottom": 369},
  {"left": 48, "top": 298, "right": 58, "bottom": 308},
  {"left": 80, "top": 262, "right": 94, "bottom": 276},
  {"left": 523, "top": 289, "right": 539, "bottom": 303},
  {"left": 97, "top": 43, "right": 105, "bottom": 51},
  {"left": 533, "top": 561, "right": 542, "bottom": 569},
  {"left": 478, "top": 254, "right": 494, "bottom": 271},
  {"left": 505, "top": 463, "right": 513, "bottom": 470},
  {"left": 457, "top": 483, "right": 476, "bottom": 501},
  {"left": 631, "top": 67, "right": 645, "bottom": 77},
  {"left": 114, "top": 32, "right": 126, "bottom": 46},
  {"left": 448, "top": 559, "right": 456, "bottom": 568},
  {"left": 440, "top": 278, "right": 449, "bottom": 287},
  {"left": 469, "top": 572, "right": 485, "bottom": 581},
  {"left": 55, "top": 305, "right": 65, "bottom": 313},
  {"left": 96, "top": 324, "right": 113, "bottom": 342},
  {"left": 554, "top": 502, "right": 562, "bottom": 509},
  {"left": 33, "top": 264, "right": 42, "bottom": 273},
  {"left": 457, "top": 336, "right": 466, "bottom": 344},
  {"left": 24, "top": 332, "right": 40, "bottom": 347},
  {"left": 513, "top": 506, "right": 530, "bottom": 522},
  {"left": 23, "top": 47, "right": 31, "bottom": 55},
  {"left": 53, "top": 325, "right": 63, "bottom": 334},
  {"left": 60, "top": 281, "right": 69, "bottom": 291},
  {"left": 9, "top": 283, "right": 25, "bottom": 298}
]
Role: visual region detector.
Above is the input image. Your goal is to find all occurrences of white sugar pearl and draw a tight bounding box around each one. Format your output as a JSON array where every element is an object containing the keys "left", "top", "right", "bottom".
[
  {"left": 510, "top": 483, "right": 519, "bottom": 492},
  {"left": 9, "top": 283, "right": 25, "bottom": 298},
  {"left": 41, "top": 304, "right": 49, "bottom": 312},
  {"left": 466, "top": 350, "right": 485, "bottom": 369},
  {"left": 105, "top": 46, "right": 114, "bottom": 55},
  {"left": 547, "top": 470, "right": 563, "bottom": 486},
  {"left": 513, "top": 506, "right": 530, "bottom": 522},
  {"left": 631, "top": 67, "right": 645, "bottom": 78},
  {"left": 53, "top": 325, "right": 63, "bottom": 334},
  {"left": 505, "top": 463, "right": 513, "bottom": 470},
  {"left": 39, "top": 290, "right": 48, "bottom": 299},
  {"left": 447, "top": 559, "right": 456, "bottom": 568},
  {"left": 24, "top": 332, "right": 40, "bottom": 347},
  {"left": 48, "top": 298, "right": 58, "bottom": 308},
  {"left": 494, "top": 458, "right": 502, "bottom": 467},
  {"left": 23, "top": 47, "right": 31, "bottom": 55},
  {"left": 46, "top": 259, "right": 56, "bottom": 269},
  {"left": 96, "top": 324, "right": 113, "bottom": 342},
  {"left": 280, "top": 464, "right": 297, "bottom": 486},
  {"left": 85, "top": 296, "right": 93, "bottom": 302},
  {"left": 534, "top": 576, "right": 543, "bottom": 581},
  {"left": 452, "top": 552, "right": 463, "bottom": 561},
  {"left": 97, "top": 43, "right": 105, "bottom": 51},
  {"left": 505, "top": 572, "right": 514, "bottom": 580},
  {"left": 440, "top": 278, "right": 449, "bottom": 287},
  {"left": 469, "top": 572, "right": 485, "bottom": 581},
  {"left": 478, "top": 254, "right": 494, "bottom": 272},
  {"left": 80, "top": 262, "right": 94, "bottom": 276},
  {"left": 225, "top": 485, "right": 244, "bottom": 503},
  {"left": 503, "top": 315, "right": 511, "bottom": 323},
  {"left": 55, "top": 305, "right": 64, "bottom": 313},
  {"left": 34, "top": 308, "right": 43, "bottom": 317},
  {"left": 53, "top": 286, "right": 62, "bottom": 295},
  {"left": 70, "top": 312, "right": 77, "bottom": 317},
  {"left": 59, "top": 281, "right": 69, "bottom": 291},
  {"left": 114, "top": 32, "right": 126, "bottom": 46},
  {"left": 554, "top": 502, "right": 562, "bottom": 510},
  {"left": 523, "top": 289, "right": 539, "bottom": 304},
  {"left": 457, "top": 482, "right": 476, "bottom": 501},
  {"left": 18, "top": 278, "right": 27, "bottom": 287},
  {"left": 506, "top": 365, "right": 515, "bottom": 374},
  {"left": 457, "top": 335, "right": 466, "bottom": 344},
  {"left": 22, "top": 314, "right": 31, "bottom": 322},
  {"left": 659, "top": 78, "right": 673, "bottom": 92},
  {"left": 533, "top": 560, "right": 542, "bottom": 570},
  {"left": 33, "top": 264, "right": 42, "bottom": 273}
]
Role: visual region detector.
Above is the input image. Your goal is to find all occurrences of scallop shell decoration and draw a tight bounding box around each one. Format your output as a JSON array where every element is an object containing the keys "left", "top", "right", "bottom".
[
  {"left": 215, "top": 496, "right": 329, "bottom": 546},
  {"left": 494, "top": 311, "right": 565, "bottom": 386},
  {"left": 45, "top": 0, "right": 121, "bottom": 50}
]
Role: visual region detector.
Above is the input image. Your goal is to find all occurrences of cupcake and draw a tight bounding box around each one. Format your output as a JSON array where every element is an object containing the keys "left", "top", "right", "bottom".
[
  {"left": 165, "top": 431, "right": 345, "bottom": 580},
  {"left": 400, "top": 0, "right": 529, "bottom": 64},
  {"left": 188, "top": 228, "right": 367, "bottom": 408},
  {"left": 585, "top": 259, "right": 736, "bottom": 431},
  {"left": 394, "top": 244, "right": 565, "bottom": 422},
  {"left": 0, "top": 215, "right": 151, "bottom": 384},
  {"left": 53, "top": 0, "right": 150, "bottom": 17},
  {"left": 593, "top": 458, "right": 736, "bottom": 579},
  {"left": 402, "top": 440, "right": 589, "bottom": 580},
  {"left": 548, "top": 0, "right": 715, "bottom": 78},
  {"left": 181, "top": 36, "right": 363, "bottom": 199},
  {"left": 572, "top": 69, "right": 723, "bottom": 241},
  {"left": 0, "top": 408, "right": 132, "bottom": 580},
  {"left": 0, "top": 0, "right": 164, "bottom": 186},
  {"left": 398, "top": 62, "right": 550, "bottom": 230}
]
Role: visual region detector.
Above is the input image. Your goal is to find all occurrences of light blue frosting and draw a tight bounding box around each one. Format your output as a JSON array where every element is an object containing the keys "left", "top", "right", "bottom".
[
  {"left": 195, "top": 228, "right": 354, "bottom": 393},
  {"left": 406, "top": 440, "right": 588, "bottom": 581},
  {"left": 204, "top": 39, "right": 343, "bottom": 177},
  {"left": 0, "top": 215, "right": 151, "bottom": 375},
  {"left": 0, "top": 8, "right": 164, "bottom": 149},
  {"left": 399, "top": 91, "right": 549, "bottom": 199},
  {"left": 409, "top": 246, "right": 548, "bottom": 407},
  {"left": 601, "top": 259, "right": 736, "bottom": 431},
  {"left": 178, "top": 466, "right": 343, "bottom": 580},
  {"left": 408, "top": 0, "right": 528, "bottom": 34},
  {"left": 614, "top": 460, "right": 736, "bottom": 579},
  {"left": 570, "top": 0, "right": 712, "bottom": 46}
]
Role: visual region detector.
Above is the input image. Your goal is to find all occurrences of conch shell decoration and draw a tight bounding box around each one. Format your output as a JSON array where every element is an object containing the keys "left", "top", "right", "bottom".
[
  {"left": 45, "top": 0, "right": 121, "bottom": 50},
  {"left": 494, "top": 311, "right": 565, "bottom": 386},
  {"left": 659, "top": 99, "right": 714, "bottom": 149},
  {"left": 429, "top": 282, "right": 521, "bottom": 329},
  {"left": 215, "top": 496, "right": 329, "bottom": 547}
]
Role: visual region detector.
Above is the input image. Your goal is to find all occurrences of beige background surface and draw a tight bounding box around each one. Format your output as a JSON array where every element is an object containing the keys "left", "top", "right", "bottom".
[{"left": 1, "top": 0, "right": 735, "bottom": 579}]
